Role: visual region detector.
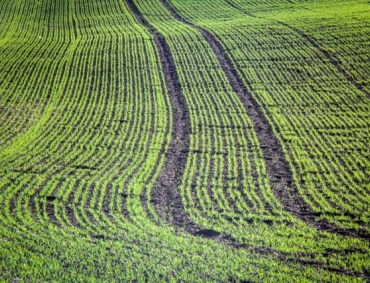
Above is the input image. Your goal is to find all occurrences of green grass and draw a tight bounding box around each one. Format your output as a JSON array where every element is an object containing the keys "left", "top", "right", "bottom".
[{"left": 0, "top": 0, "right": 369, "bottom": 281}]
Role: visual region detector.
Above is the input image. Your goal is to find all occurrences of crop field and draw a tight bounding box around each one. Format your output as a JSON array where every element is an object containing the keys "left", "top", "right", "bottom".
[{"left": 0, "top": 0, "right": 369, "bottom": 282}]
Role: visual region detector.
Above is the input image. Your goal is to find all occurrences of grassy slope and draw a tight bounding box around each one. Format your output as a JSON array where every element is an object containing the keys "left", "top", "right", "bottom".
[{"left": 0, "top": 0, "right": 369, "bottom": 282}]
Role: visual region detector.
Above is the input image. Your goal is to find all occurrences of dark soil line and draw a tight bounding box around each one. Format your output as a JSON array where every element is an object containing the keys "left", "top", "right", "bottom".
[
  {"left": 125, "top": 0, "right": 197, "bottom": 231},
  {"left": 181, "top": 0, "right": 370, "bottom": 239},
  {"left": 120, "top": 0, "right": 370, "bottom": 276},
  {"left": 158, "top": 0, "right": 293, "bottom": 210},
  {"left": 276, "top": 21, "right": 370, "bottom": 100},
  {"left": 158, "top": 0, "right": 304, "bottom": 226}
]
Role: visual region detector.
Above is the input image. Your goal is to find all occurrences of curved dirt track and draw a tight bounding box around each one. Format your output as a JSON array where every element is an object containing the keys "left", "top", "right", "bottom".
[{"left": 164, "top": 0, "right": 370, "bottom": 239}]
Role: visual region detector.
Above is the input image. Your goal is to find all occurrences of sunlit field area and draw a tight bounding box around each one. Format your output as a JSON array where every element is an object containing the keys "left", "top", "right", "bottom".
[{"left": 0, "top": 0, "right": 369, "bottom": 281}]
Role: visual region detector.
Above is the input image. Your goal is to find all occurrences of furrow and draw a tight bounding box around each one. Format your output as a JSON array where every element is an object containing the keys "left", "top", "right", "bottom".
[
  {"left": 125, "top": 0, "right": 194, "bottom": 228},
  {"left": 159, "top": 0, "right": 300, "bottom": 225},
  {"left": 168, "top": 0, "right": 370, "bottom": 238}
]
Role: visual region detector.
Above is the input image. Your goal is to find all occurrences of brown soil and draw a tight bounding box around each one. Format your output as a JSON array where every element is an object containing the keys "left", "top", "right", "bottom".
[
  {"left": 125, "top": 0, "right": 199, "bottom": 232},
  {"left": 160, "top": 0, "right": 370, "bottom": 239}
]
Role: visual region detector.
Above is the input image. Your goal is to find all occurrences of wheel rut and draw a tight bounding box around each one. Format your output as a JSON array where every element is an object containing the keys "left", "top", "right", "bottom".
[
  {"left": 161, "top": 0, "right": 370, "bottom": 239},
  {"left": 125, "top": 0, "right": 198, "bottom": 232},
  {"left": 121, "top": 1, "right": 369, "bottom": 277}
]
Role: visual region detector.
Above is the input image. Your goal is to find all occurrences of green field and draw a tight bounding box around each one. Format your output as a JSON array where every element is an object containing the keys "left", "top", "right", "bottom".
[{"left": 0, "top": 0, "right": 369, "bottom": 281}]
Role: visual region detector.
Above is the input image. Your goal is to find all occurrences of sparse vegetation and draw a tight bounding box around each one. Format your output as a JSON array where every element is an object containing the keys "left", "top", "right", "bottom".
[{"left": 0, "top": 0, "right": 369, "bottom": 282}]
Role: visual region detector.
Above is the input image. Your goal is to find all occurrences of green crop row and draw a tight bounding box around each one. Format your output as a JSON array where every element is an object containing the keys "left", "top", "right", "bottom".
[
  {"left": 168, "top": 0, "right": 370, "bottom": 228},
  {"left": 132, "top": 0, "right": 287, "bottom": 235},
  {"left": 0, "top": 0, "right": 369, "bottom": 281},
  {"left": 164, "top": 0, "right": 370, "bottom": 274}
]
